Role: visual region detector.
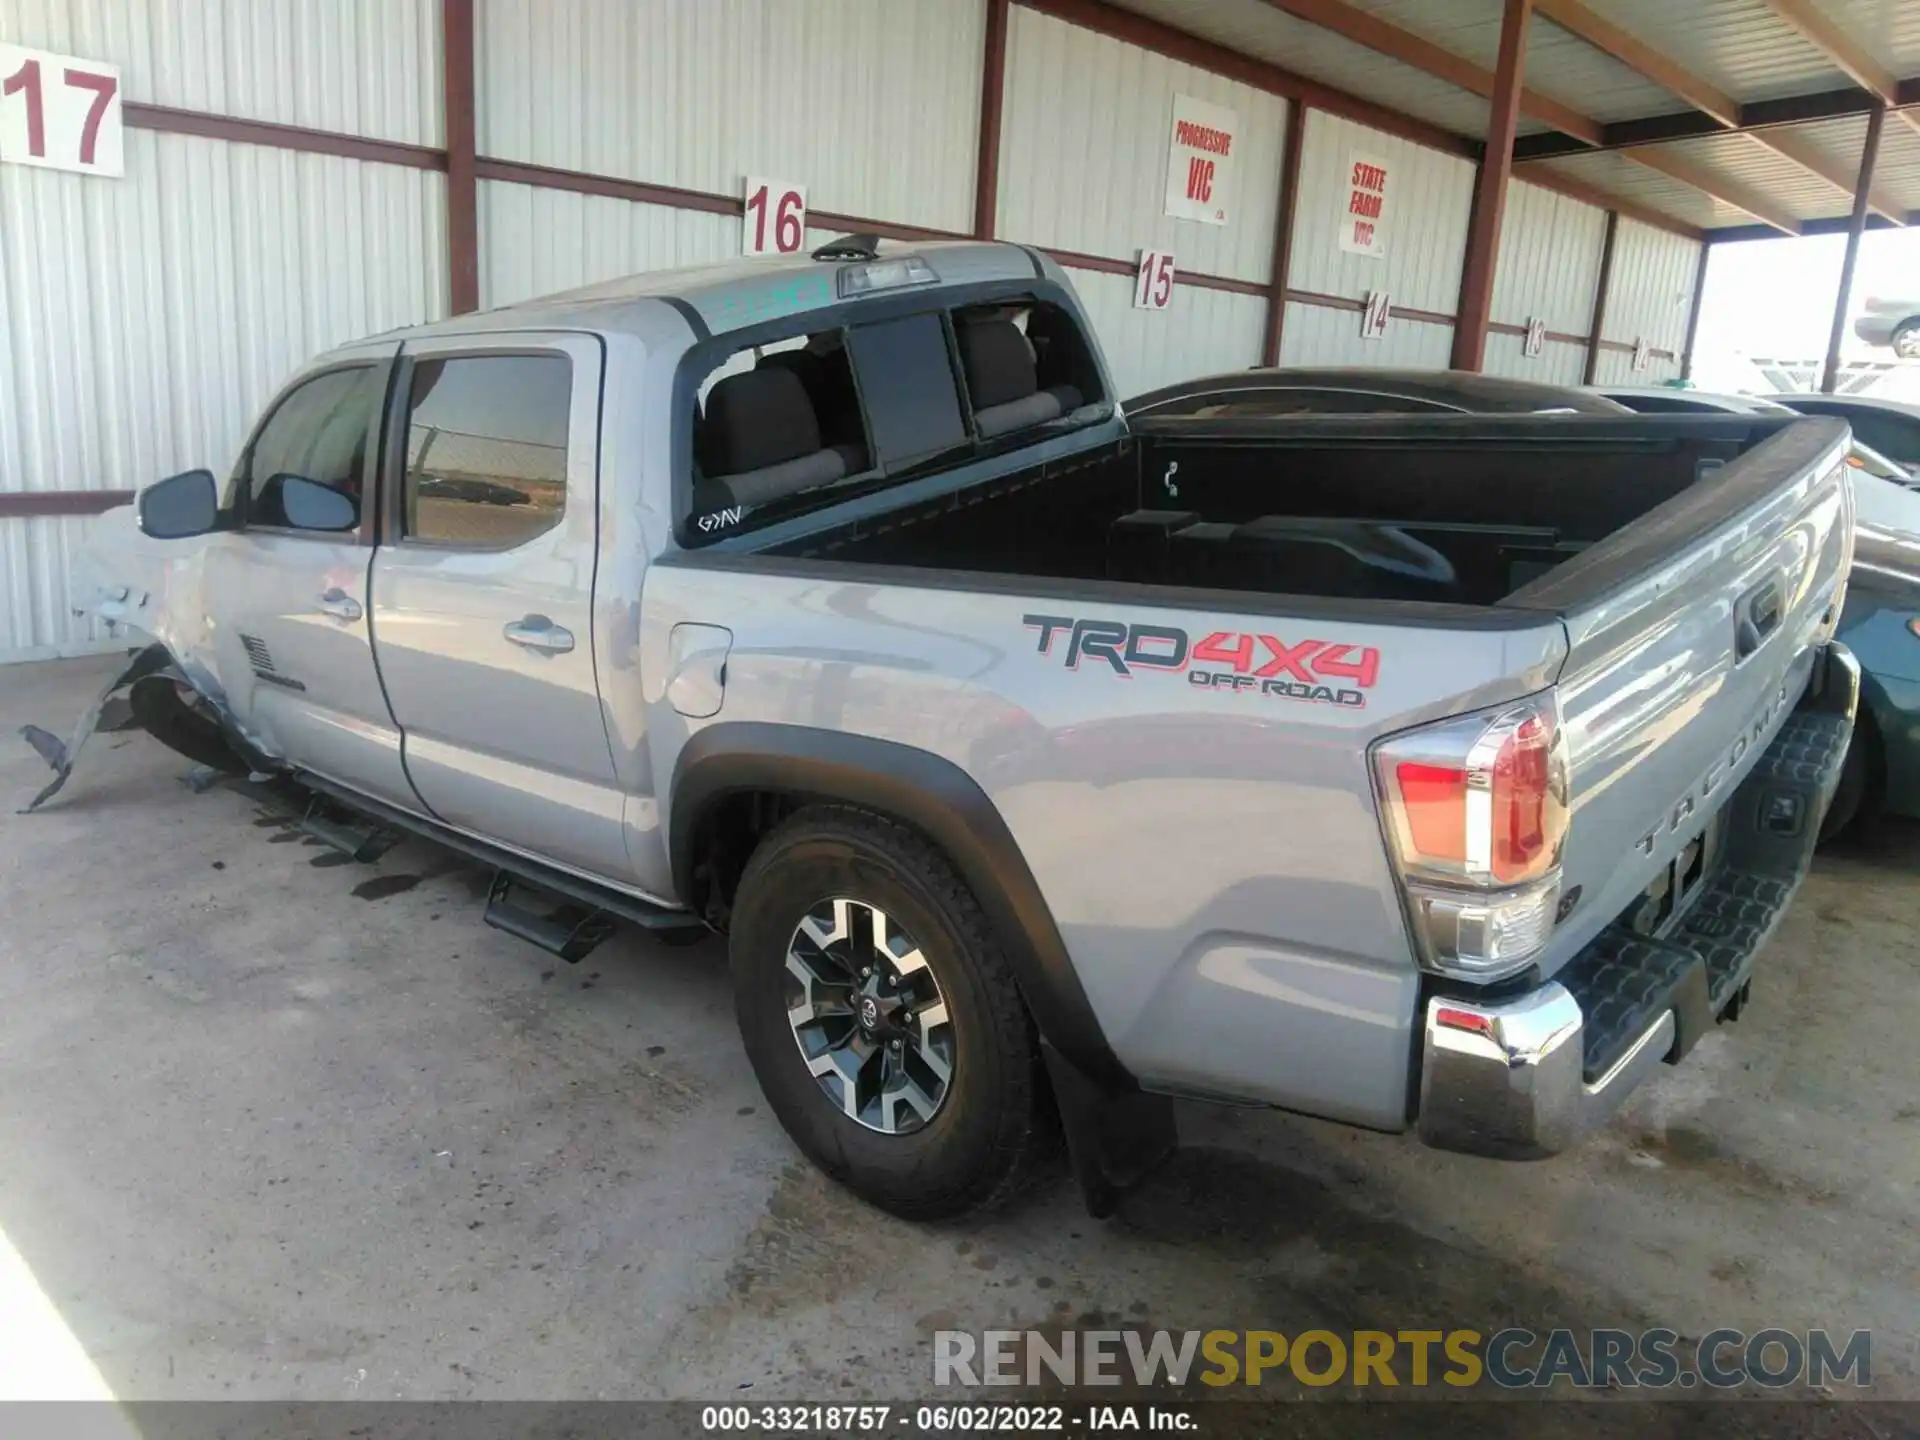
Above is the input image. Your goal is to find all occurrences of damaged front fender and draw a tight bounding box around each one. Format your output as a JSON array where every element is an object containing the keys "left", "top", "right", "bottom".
[{"left": 19, "top": 506, "right": 280, "bottom": 812}]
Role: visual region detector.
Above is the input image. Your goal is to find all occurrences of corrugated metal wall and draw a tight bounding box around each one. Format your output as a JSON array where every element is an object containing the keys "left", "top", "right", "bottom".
[
  {"left": 2, "top": 0, "right": 1691, "bottom": 661},
  {"left": 479, "top": 181, "right": 737, "bottom": 309},
  {"left": 4, "top": 0, "right": 442, "bottom": 145},
  {"left": 1069, "top": 269, "right": 1269, "bottom": 399},
  {"left": 995, "top": 6, "right": 1287, "bottom": 389},
  {"left": 1276, "top": 301, "right": 1454, "bottom": 369},
  {"left": 996, "top": 6, "right": 1287, "bottom": 284},
  {"left": 1286, "top": 109, "right": 1475, "bottom": 321},
  {"left": 1480, "top": 178, "right": 1605, "bottom": 385},
  {"left": 477, "top": 0, "right": 985, "bottom": 236},
  {"left": 1, "top": 0, "right": 448, "bottom": 659},
  {"left": 1592, "top": 217, "right": 1701, "bottom": 385}
]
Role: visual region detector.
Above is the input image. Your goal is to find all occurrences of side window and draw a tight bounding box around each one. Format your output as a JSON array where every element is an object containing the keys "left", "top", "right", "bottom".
[
  {"left": 239, "top": 366, "right": 384, "bottom": 532},
  {"left": 845, "top": 313, "right": 969, "bottom": 468},
  {"left": 401, "top": 354, "right": 572, "bottom": 548}
]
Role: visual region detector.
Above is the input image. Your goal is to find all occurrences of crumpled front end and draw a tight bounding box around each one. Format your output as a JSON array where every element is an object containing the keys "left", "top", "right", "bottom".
[{"left": 16, "top": 507, "right": 280, "bottom": 812}]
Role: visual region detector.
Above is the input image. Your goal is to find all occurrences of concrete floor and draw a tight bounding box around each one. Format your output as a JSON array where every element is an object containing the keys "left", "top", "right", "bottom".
[{"left": 3, "top": 654, "right": 1917, "bottom": 1411}]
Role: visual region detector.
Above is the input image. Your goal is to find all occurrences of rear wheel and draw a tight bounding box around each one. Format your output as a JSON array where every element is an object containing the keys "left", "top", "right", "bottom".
[
  {"left": 729, "top": 805, "right": 1046, "bottom": 1218},
  {"left": 1893, "top": 320, "right": 1920, "bottom": 361}
]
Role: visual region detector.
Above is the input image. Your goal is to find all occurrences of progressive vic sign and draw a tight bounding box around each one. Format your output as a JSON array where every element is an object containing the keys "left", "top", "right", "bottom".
[{"left": 1164, "top": 95, "right": 1238, "bottom": 227}]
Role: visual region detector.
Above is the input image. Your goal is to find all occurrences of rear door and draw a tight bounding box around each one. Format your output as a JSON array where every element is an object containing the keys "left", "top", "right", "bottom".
[
  {"left": 200, "top": 348, "right": 412, "bottom": 802},
  {"left": 367, "top": 333, "right": 632, "bottom": 879}
]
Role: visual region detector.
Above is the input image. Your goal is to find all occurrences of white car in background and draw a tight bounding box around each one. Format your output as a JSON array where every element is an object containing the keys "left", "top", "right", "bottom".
[
  {"left": 1856, "top": 297, "right": 1920, "bottom": 360},
  {"left": 1598, "top": 385, "right": 1916, "bottom": 489}
]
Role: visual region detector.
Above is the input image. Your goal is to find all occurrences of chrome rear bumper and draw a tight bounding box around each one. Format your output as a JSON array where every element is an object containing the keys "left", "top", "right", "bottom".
[
  {"left": 1416, "top": 642, "right": 1858, "bottom": 1159},
  {"left": 1417, "top": 987, "right": 1675, "bottom": 1157}
]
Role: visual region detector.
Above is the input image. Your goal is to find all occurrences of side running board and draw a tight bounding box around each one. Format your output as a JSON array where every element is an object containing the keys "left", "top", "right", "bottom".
[{"left": 296, "top": 772, "right": 710, "bottom": 957}]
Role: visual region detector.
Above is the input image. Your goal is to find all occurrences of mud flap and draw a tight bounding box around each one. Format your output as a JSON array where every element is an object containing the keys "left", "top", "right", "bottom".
[
  {"left": 1042, "top": 1040, "right": 1178, "bottom": 1219},
  {"left": 16, "top": 644, "right": 176, "bottom": 813}
]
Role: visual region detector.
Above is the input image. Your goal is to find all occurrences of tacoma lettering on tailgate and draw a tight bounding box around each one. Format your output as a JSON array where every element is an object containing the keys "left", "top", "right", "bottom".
[{"left": 1022, "top": 614, "right": 1379, "bottom": 708}]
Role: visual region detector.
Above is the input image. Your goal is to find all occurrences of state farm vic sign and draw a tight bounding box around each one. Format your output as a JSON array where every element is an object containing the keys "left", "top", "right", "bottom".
[
  {"left": 1338, "top": 150, "right": 1391, "bottom": 258},
  {"left": 1163, "top": 95, "right": 1238, "bottom": 226}
]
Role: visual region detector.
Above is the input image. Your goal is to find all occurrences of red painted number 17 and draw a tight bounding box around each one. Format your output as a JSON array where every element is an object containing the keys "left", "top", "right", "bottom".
[{"left": 2, "top": 57, "right": 118, "bottom": 164}]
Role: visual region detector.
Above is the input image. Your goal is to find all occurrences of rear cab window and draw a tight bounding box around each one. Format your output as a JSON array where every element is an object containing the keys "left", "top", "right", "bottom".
[{"left": 679, "top": 282, "right": 1106, "bottom": 546}]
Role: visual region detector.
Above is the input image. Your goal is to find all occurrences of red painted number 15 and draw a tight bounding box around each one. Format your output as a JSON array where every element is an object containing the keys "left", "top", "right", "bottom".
[{"left": 2, "top": 57, "right": 118, "bottom": 164}]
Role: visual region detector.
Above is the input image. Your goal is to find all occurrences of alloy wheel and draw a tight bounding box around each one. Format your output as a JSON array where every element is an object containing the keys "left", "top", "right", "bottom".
[{"left": 783, "top": 897, "right": 955, "bottom": 1134}]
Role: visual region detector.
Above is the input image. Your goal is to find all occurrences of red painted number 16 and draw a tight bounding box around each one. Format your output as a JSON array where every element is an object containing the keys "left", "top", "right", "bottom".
[{"left": 743, "top": 180, "right": 806, "bottom": 256}]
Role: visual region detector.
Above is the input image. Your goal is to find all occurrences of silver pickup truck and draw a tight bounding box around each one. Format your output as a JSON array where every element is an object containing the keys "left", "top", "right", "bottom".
[{"left": 43, "top": 237, "right": 1859, "bottom": 1218}]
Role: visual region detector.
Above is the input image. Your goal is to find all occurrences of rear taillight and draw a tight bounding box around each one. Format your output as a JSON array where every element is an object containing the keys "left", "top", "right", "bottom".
[{"left": 1374, "top": 695, "right": 1569, "bottom": 982}]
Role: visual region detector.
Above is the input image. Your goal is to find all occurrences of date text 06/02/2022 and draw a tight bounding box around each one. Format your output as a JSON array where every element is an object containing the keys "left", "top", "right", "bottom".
[{"left": 700, "top": 1404, "right": 1195, "bottom": 1432}]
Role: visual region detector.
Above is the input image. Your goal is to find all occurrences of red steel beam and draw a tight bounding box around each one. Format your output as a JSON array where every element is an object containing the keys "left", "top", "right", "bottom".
[
  {"left": 1823, "top": 104, "right": 1886, "bottom": 392},
  {"left": 1262, "top": 100, "right": 1308, "bottom": 366},
  {"left": 443, "top": 0, "right": 480, "bottom": 315},
  {"left": 975, "top": 0, "right": 1011, "bottom": 239},
  {"left": 1582, "top": 210, "right": 1619, "bottom": 385},
  {"left": 1016, "top": 0, "right": 1472, "bottom": 156},
  {"left": 1680, "top": 236, "right": 1712, "bottom": 380},
  {"left": 123, "top": 104, "right": 444, "bottom": 169},
  {"left": 0, "top": 491, "right": 134, "bottom": 519},
  {"left": 1453, "top": 0, "right": 1534, "bottom": 370}
]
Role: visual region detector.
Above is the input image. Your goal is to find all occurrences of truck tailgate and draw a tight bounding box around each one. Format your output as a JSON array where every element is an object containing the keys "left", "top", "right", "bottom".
[{"left": 1510, "top": 416, "right": 1852, "bottom": 979}]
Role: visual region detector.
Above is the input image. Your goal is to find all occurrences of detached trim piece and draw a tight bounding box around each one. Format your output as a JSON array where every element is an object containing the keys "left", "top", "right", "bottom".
[
  {"left": 0, "top": 490, "right": 134, "bottom": 519},
  {"left": 669, "top": 722, "right": 1131, "bottom": 1089}
]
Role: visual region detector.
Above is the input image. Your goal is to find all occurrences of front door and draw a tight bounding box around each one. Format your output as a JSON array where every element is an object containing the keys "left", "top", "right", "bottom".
[
  {"left": 200, "top": 348, "right": 412, "bottom": 803},
  {"left": 368, "top": 334, "right": 632, "bottom": 881}
]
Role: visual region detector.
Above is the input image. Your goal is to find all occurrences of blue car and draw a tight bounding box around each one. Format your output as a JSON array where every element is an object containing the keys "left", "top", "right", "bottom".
[{"left": 1830, "top": 478, "right": 1920, "bottom": 836}]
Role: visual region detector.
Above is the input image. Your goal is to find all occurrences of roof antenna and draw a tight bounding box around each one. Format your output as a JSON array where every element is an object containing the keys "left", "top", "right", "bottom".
[{"left": 812, "top": 233, "right": 882, "bottom": 262}]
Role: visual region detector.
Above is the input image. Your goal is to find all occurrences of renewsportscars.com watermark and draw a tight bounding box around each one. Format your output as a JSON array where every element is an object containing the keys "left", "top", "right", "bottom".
[{"left": 934, "top": 1328, "right": 1873, "bottom": 1391}]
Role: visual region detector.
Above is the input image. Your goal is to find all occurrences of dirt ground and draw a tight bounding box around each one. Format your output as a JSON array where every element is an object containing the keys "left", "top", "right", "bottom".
[{"left": 2, "top": 654, "right": 1916, "bottom": 1423}]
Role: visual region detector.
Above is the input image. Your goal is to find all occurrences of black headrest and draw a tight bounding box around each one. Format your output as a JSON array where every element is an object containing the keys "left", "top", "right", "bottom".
[
  {"left": 957, "top": 319, "right": 1038, "bottom": 411},
  {"left": 758, "top": 348, "right": 824, "bottom": 387},
  {"left": 700, "top": 369, "right": 822, "bottom": 477}
]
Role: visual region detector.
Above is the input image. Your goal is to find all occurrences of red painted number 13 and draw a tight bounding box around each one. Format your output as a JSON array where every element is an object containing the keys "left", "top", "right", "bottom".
[
  {"left": 2, "top": 58, "right": 118, "bottom": 164},
  {"left": 745, "top": 184, "right": 804, "bottom": 254}
]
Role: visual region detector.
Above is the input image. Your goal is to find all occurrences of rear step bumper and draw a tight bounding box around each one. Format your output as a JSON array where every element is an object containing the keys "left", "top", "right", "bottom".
[{"left": 1416, "top": 641, "right": 1859, "bottom": 1160}]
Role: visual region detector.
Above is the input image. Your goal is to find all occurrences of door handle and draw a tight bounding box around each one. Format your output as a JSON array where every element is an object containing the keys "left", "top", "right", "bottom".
[
  {"left": 1735, "top": 577, "right": 1783, "bottom": 660},
  {"left": 503, "top": 615, "right": 574, "bottom": 654},
  {"left": 316, "top": 588, "right": 363, "bottom": 622}
]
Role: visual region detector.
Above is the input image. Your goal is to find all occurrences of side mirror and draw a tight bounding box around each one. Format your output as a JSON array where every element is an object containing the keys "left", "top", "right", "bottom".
[
  {"left": 137, "top": 469, "right": 219, "bottom": 539},
  {"left": 277, "top": 476, "right": 359, "bottom": 532}
]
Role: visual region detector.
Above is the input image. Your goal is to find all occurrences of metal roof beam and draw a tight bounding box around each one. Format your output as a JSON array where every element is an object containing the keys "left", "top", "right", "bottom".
[
  {"left": 1614, "top": 147, "right": 1804, "bottom": 233},
  {"left": 1519, "top": 164, "right": 1707, "bottom": 239},
  {"left": 1255, "top": 0, "right": 1601, "bottom": 142},
  {"left": 1514, "top": 83, "right": 1920, "bottom": 160},
  {"left": 1533, "top": 0, "right": 1903, "bottom": 221},
  {"left": 1759, "top": 0, "right": 1920, "bottom": 141}
]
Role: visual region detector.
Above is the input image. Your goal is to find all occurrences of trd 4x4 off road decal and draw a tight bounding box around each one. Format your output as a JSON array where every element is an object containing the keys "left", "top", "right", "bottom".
[{"left": 1021, "top": 614, "right": 1379, "bottom": 708}]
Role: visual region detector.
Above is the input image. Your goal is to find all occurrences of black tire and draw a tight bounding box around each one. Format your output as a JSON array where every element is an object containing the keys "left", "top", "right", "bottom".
[
  {"left": 1893, "top": 320, "right": 1920, "bottom": 361},
  {"left": 1819, "top": 727, "right": 1871, "bottom": 842},
  {"left": 730, "top": 804, "right": 1046, "bottom": 1219}
]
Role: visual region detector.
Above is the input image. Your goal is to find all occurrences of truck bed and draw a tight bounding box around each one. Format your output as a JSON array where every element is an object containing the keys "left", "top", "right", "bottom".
[{"left": 768, "top": 414, "right": 1797, "bottom": 610}]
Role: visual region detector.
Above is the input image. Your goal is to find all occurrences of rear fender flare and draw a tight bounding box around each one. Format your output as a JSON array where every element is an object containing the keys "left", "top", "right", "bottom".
[{"left": 669, "top": 722, "right": 1130, "bottom": 1089}]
